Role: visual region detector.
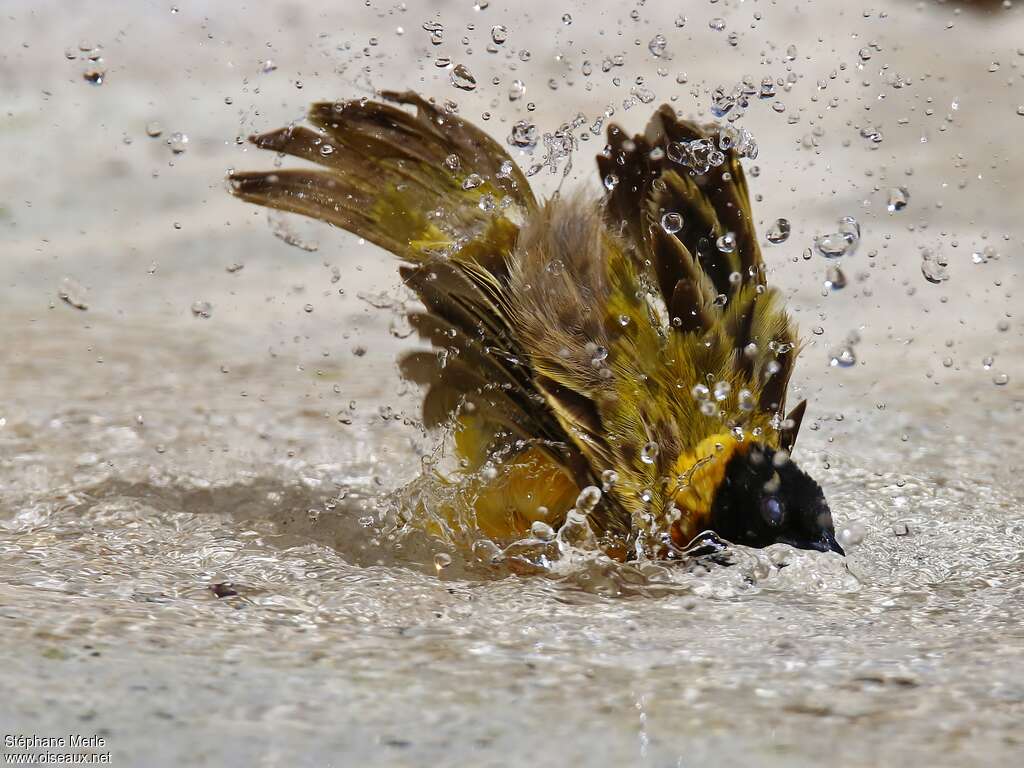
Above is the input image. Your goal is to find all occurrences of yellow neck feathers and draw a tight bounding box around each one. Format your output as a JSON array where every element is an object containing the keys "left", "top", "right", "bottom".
[{"left": 671, "top": 432, "right": 750, "bottom": 540}]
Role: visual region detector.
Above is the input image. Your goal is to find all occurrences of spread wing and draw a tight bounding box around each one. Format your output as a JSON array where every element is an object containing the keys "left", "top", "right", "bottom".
[
  {"left": 228, "top": 92, "right": 573, "bottom": 470},
  {"left": 598, "top": 105, "right": 806, "bottom": 448}
]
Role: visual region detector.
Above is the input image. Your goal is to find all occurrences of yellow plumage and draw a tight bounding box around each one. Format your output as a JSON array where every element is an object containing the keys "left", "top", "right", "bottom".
[{"left": 229, "top": 91, "right": 828, "bottom": 558}]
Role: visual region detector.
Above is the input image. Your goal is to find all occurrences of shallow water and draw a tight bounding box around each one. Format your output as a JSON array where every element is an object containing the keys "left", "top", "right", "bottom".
[{"left": 2, "top": 1, "right": 1024, "bottom": 766}]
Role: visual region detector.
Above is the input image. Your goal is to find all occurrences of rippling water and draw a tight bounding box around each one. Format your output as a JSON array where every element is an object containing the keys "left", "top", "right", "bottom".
[
  {"left": 3, "top": 1, "right": 1024, "bottom": 765},
  {"left": 2, "top": 311, "right": 1022, "bottom": 766}
]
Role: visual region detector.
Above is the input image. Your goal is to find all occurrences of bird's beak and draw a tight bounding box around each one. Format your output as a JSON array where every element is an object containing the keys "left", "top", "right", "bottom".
[{"left": 816, "top": 530, "right": 845, "bottom": 556}]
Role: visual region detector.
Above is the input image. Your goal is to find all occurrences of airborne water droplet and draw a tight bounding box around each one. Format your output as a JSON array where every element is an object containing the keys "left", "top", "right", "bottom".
[
  {"left": 191, "top": 300, "right": 212, "bottom": 319},
  {"left": 648, "top": 34, "right": 668, "bottom": 58},
  {"left": 433, "top": 552, "right": 453, "bottom": 570},
  {"left": 661, "top": 212, "right": 683, "bottom": 233},
  {"left": 58, "top": 277, "right": 89, "bottom": 311},
  {"left": 167, "top": 132, "right": 189, "bottom": 154},
  {"left": 82, "top": 68, "right": 105, "bottom": 85},
  {"left": 600, "top": 470, "right": 618, "bottom": 491},
  {"left": 575, "top": 486, "right": 602, "bottom": 512},
  {"left": 640, "top": 442, "right": 660, "bottom": 465},
  {"left": 920, "top": 247, "right": 949, "bottom": 284},
  {"left": 508, "top": 120, "right": 538, "bottom": 149},
  {"left": 887, "top": 186, "right": 910, "bottom": 212},
  {"left": 766, "top": 218, "right": 791, "bottom": 244},
  {"left": 825, "top": 265, "right": 847, "bottom": 290},
  {"left": 450, "top": 63, "right": 477, "bottom": 91},
  {"left": 815, "top": 217, "right": 860, "bottom": 258},
  {"left": 829, "top": 346, "right": 856, "bottom": 367}
]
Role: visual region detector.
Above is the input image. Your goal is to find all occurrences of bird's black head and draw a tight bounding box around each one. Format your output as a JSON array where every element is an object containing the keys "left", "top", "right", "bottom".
[{"left": 708, "top": 444, "right": 843, "bottom": 555}]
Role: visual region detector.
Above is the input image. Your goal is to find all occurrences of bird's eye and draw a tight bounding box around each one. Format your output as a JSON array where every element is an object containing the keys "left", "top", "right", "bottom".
[{"left": 760, "top": 496, "right": 785, "bottom": 526}]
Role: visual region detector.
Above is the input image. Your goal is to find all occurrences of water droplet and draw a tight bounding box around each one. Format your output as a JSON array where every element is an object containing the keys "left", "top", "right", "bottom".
[
  {"left": 920, "top": 247, "right": 949, "bottom": 284},
  {"left": 561, "top": 13, "right": 572, "bottom": 25},
  {"left": 191, "top": 300, "right": 212, "bottom": 319},
  {"left": 661, "top": 212, "right": 683, "bottom": 234},
  {"left": 709, "top": 18, "right": 726, "bottom": 31},
  {"left": 648, "top": 34, "right": 668, "bottom": 58},
  {"left": 716, "top": 232, "right": 736, "bottom": 253},
  {"left": 674, "top": 15, "right": 687, "bottom": 28},
  {"left": 433, "top": 552, "right": 453, "bottom": 570},
  {"left": 145, "top": 121, "right": 163, "bottom": 138},
  {"left": 604, "top": 174, "right": 619, "bottom": 191},
  {"left": 261, "top": 59, "right": 277, "bottom": 74},
  {"left": 167, "top": 132, "right": 189, "bottom": 154},
  {"left": 600, "top": 470, "right": 618, "bottom": 492},
  {"left": 450, "top": 63, "right": 477, "bottom": 91},
  {"left": 829, "top": 346, "right": 856, "bottom": 367},
  {"left": 508, "top": 79, "right": 525, "bottom": 101},
  {"left": 815, "top": 217, "right": 860, "bottom": 258},
  {"left": 58, "top": 277, "right": 88, "bottom": 311},
  {"left": 993, "top": 373, "right": 1009, "bottom": 386},
  {"left": 461, "top": 173, "right": 483, "bottom": 190},
  {"left": 530, "top": 521, "right": 555, "bottom": 541},
  {"left": 666, "top": 137, "right": 725, "bottom": 174},
  {"left": 490, "top": 24, "right": 508, "bottom": 44},
  {"left": 825, "top": 265, "right": 847, "bottom": 290},
  {"left": 640, "top": 442, "right": 660, "bottom": 465},
  {"left": 766, "top": 218, "right": 791, "bottom": 244},
  {"left": 837, "top": 522, "right": 865, "bottom": 548},
  {"left": 713, "top": 380, "right": 732, "bottom": 401},
  {"left": 82, "top": 68, "right": 105, "bottom": 85},
  {"left": 738, "top": 389, "right": 755, "bottom": 411},
  {"left": 268, "top": 210, "right": 320, "bottom": 251},
  {"left": 575, "top": 486, "right": 602, "bottom": 512},
  {"left": 508, "top": 120, "right": 538, "bottom": 149},
  {"left": 887, "top": 186, "right": 909, "bottom": 213}
]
